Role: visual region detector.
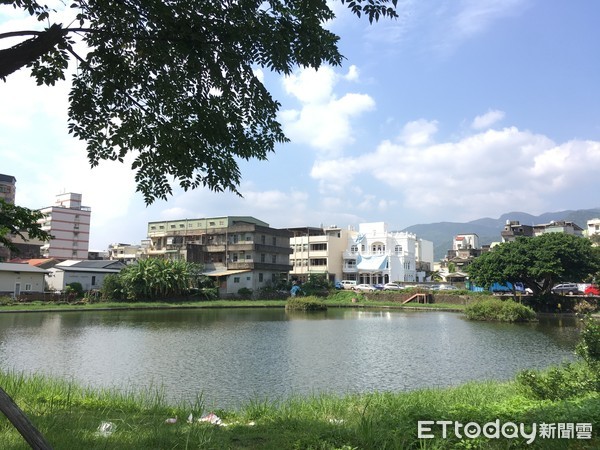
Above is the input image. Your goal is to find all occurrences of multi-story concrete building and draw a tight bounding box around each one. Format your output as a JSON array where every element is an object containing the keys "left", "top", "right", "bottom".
[
  {"left": 108, "top": 242, "right": 145, "bottom": 264},
  {"left": 145, "top": 216, "right": 292, "bottom": 296},
  {"left": 342, "top": 222, "right": 433, "bottom": 284},
  {"left": 501, "top": 220, "right": 534, "bottom": 242},
  {"left": 533, "top": 220, "right": 583, "bottom": 237},
  {"left": 288, "top": 225, "right": 351, "bottom": 283},
  {"left": 0, "top": 174, "right": 16, "bottom": 204},
  {"left": 38, "top": 193, "right": 91, "bottom": 260},
  {"left": 587, "top": 218, "right": 600, "bottom": 243}
]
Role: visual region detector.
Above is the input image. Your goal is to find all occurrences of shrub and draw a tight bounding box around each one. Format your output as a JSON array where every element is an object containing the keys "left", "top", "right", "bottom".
[
  {"left": 237, "top": 287, "right": 253, "bottom": 299},
  {"left": 464, "top": 298, "right": 537, "bottom": 322},
  {"left": 574, "top": 299, "right": 598, "bottom": 315},
  {"left": 100, "top": 274, "right": 124, "bottom": 301},
  {"left": 576, "top": 317, "right": 600, "bottom": 365},
  {"left": 516, "top": 362, "right": 598, "bottom": 400},
  {"left": 285, "top": 296, "right": 327, "bottom": 311},
  {"left": 65, "top": 282, "right": 84, "bottom": 298}
]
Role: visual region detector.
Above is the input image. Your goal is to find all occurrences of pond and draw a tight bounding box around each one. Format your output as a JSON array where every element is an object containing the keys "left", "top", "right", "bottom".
[{"left": 0, "top": 308, "right": 581, "bottom": 409}]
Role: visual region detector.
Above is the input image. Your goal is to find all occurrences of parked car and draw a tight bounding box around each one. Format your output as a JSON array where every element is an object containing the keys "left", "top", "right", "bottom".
[
  {"left": 383, "top": 283, "right": 404, "bottom": 290},
  {"left": 340, "top": 280, "right": 357, "bottom": 290},
  {"left": 354, "top": 284, "right": 376, "bottom": 292},
  {"left": 373, "top": 284, "right": 384, "bottom": 290},
  {"left": 551, "top": 283, "right": 581, "bottom": 295},
  {"left": 438, "top": 284, "right": 459, "bottom": 291},
  {"left": 334, "top": 281, "right": 344, "bottom": 290},
  {"left": 584, "top": 285, "right": 600, "bottom": 296}
]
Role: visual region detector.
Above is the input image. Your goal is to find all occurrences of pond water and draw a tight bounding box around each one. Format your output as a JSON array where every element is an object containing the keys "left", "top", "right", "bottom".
[{"left": 0, "top": 308, "right": 581, "bottom": 409}]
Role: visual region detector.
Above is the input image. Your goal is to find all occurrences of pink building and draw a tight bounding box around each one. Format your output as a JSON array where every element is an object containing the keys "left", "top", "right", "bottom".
[{"left": 39, "top": 193, "right": 91, "bottom": 260}]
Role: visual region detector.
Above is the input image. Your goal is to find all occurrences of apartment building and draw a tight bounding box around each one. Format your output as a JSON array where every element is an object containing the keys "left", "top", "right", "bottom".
[
  {"left": 38, "top": 193, "right": 91, "bottom": 260},
  {"left": 145, "top": 216, "right": 292, "bottom": 296},
  {"left": 342, "top": 222, "right": 433, "bottom": 285},
  {"left": 587, "top": 218, "right": 600, "bottom": 238},
  {"left": 0, "top": 173, "right": 16, "bottom": 204},
  {"left": 288, "top": 225, "right": 350, "bottom": 283},
  {"left": 501, "top": 220, "right": 534, "bottom": 242},
  {"left": 532, "top": 220, "right": 583, "bottom": 237}
]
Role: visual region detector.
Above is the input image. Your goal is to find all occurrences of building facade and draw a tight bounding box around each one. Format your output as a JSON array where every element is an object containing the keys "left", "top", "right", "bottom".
[
  {"left": 288, "top": 226, "right": 351, "bottom": 283},
  {"left": 342, "top": 222, "right": 433, "bottom": 284},
  {"left": 501, "top": 220, "right": 534, "bottom": 242},
  {"left": 0, "top": 173, "right": 16, "bottom": 204},
  {"left": 38, "top": 193, "right": 92, "bottom": 260},
  {"left": 532, "top": 220, "right": 583, "bottom": 237},
  {"left": 145, "top": 216, "right": 292, "bottom": 296},
  {"left": 587, "top": 218, "right": 600, "bottom": 243}
]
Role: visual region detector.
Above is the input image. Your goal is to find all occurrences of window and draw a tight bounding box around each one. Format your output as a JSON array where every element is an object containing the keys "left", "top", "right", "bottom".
[
  {"left": 180, "top": 224, "right": 185, "bottom": 228},
  {"left": 91, "top": 276, "right": 96, "bottom": 285},
  {"left": 246, "top": 276, "right": 251, "bottom": 281},
  {"left": 261, "top": 235, "right": 266, "bottom": 244},
  {"left": 272, "top": 236, "right": 276, "bottom": 246},
  {"left": 246, "top": 254, "right": 252, "bottom": 260},
  {"left": 25, "top": 284, "right": 31, "bottom": 291},
  {"left": 150, "top": 226, "right": 156, "bottom": 230},
  {"left": 245, "top": 234, "right": 252, "bottom": 241},
  {"left": 233, "top": 277, "right": 240, "bottom": 283},
  {"left": 171, "top": 225, "right": 176, "bottom": 229},
  {"left": 261, "top": 254, "right": 266, "bottom": 262},
  {"left": 310, "top": 258, "right": 327, "bottom": 266},
  {"left": 395, "top": 245, "right": 403, "bottom": 253},
  {"left": 74, "top": 223, "right": 79, "bottom": 229},
  {"left": 271, "top": 254, "right": 276, "bottom": 263},
  {"left": 351, "top": 245, "right": 358, "bottom": 252},
  {"left": 311, "top": 243, "right": 327, "bottom": 251},
  {"left": 159, "top": 225, "right": 164, "bottom": 229},
  {"left": 209, "top": 221, "right": 216, "bottom": 226},
  {"left": 259, "top": 273, "right": 264, "bottom": 282}
]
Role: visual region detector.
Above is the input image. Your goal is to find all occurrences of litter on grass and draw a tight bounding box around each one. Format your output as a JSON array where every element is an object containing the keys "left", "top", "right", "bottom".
[
  {"left": 199, "top": 412, "right": 222, "bottom": 425},
  {"left": 96, "top": 421, "right": 116, "bottom": 437}
]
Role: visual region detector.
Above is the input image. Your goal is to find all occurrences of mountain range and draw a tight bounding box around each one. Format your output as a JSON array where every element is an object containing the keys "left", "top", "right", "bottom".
[{"left": 402, "top": 208, "right": 600, "bottom": 261}]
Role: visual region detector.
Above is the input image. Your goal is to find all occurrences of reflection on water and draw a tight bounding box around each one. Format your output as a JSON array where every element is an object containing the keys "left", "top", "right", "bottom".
[{"left": 0, "top": 309, "right": 581, "bottom": 409}]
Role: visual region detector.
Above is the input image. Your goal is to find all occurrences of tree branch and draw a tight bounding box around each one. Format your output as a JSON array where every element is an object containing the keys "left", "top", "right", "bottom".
[{"left": 0, "top": 23, "right": 66, "bottom": 80}]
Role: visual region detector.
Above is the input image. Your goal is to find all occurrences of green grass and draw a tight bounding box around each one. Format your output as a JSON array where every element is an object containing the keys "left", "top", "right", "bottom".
[
  {"left": 0, "top": 294, "right": 468, "bottom": 312},
  {"left": 1, "top": 370, "right": 598, "bottom": 449}
]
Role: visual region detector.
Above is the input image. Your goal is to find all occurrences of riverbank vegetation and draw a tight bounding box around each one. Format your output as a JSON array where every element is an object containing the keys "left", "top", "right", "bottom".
[
  {"left": 464, "top": 298, "right": 538, "bottom": 322},
  {"left": 285, "top": 296, "right": 327, "bottom": 311},
  {"left": 1, "top": 365, "right": 598, "bottom": 448}
]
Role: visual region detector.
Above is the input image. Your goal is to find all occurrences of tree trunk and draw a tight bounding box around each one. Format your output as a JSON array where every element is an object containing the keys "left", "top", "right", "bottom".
[{"left": 0, "top": 387, "right": 53, "bottom": 449}]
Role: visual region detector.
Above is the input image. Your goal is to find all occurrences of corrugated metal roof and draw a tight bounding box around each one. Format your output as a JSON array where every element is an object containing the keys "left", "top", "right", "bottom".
[
  {"left": 202, "top": 269, "right": 251, "bottom": 277},
  {"left": 0, "top": 263, "right": 49, "bottom": 274}
]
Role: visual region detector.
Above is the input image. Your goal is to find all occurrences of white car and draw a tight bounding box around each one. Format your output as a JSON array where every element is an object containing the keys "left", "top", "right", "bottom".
[
  {"left": 383, "top": 283, "right": 404, "bottom": 290},
  {"left": 438, "top": 284, "right": 459, "bottom": 291},
  {"left": 354, "top": 284, "right": 376, "bottom": 292}
]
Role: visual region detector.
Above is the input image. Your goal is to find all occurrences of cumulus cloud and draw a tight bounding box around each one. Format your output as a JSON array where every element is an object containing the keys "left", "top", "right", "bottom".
[
  {"left": 310, "top": 120, "right": 600, "bottom": 222},
  {"left": 471, "top": 110, "right": 505, "bottom": 129},
  {"left": 280, "top": 66, "right": 376, "bottom": 156}
]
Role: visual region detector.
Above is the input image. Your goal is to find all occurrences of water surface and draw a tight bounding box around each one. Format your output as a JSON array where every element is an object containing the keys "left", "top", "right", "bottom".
[{"left": 0, "top": 308, "right": 580, "bottom": 409}]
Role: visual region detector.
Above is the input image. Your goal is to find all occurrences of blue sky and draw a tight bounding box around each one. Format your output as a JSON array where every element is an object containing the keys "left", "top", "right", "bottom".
[{"left": 2, "top": 0, "right": 600, "bottom": 251}]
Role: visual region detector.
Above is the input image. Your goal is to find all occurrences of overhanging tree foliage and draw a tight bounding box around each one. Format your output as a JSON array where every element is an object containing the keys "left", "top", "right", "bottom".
[
  {"left": 0, "top": 199, "right": 50, "bottom": 253},
  {"left": 467, "top": 233, "right": 600, "bottom": 296},
  {"left": 1, "top": 0, "right": 398, "bottom": 204}
]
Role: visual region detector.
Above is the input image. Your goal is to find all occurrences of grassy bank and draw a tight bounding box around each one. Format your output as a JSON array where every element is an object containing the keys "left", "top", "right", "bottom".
[
  {"left": 0, "top": 292, "right": 468, "bottom": 313},
  {"left": 1, "top": 369, "right": 598, "bottom": 449}
]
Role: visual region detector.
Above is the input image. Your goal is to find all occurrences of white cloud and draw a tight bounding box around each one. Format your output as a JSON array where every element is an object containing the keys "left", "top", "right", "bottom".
[
  {"left": 471, "top": 110, "right": 505, "bottom": 130},
  {"left": 310, "top": 121, "right": 600, "bottom": 222},
  {"left": 280, "top": 66, "right": 375, "bottom": 156},
  {"left": 399, "top": 119, "right": 439, "bottom": 146}
]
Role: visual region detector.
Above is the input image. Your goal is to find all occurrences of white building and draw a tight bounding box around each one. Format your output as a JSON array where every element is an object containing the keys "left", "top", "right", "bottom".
[
  {"left": 587, "top": 218, "right": 600, "bottom": 241},
  {"left": 0, "top": 262, "right": 48, "bottom": 296},
  {"left": 453, "top": 233, "right": 480, "bottom": 250},
  {"left": 342, "top": 222, "right": 433, "bottom": 284},
  {"left": 46, "top": 260, "right": 125, "bottom": 292},
  {"left": 38, "top": 193, "right": 91, "bottom": 260}
]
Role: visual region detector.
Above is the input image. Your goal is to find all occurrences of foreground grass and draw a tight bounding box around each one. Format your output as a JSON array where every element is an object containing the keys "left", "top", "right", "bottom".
[{"left": 1, "top": 370, "right": 598, "bottom": 449}]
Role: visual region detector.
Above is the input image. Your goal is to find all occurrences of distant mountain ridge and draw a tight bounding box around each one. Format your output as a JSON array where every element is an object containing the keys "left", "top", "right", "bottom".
[{"left": 403, "top": 208, "right": 600, "bottom": 261}]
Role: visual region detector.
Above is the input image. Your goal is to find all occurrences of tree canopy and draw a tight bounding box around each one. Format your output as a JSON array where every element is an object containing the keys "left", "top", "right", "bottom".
[
  {"left": 1, "top": 0, "right": 398, "bottom": 204},
  {"left": 467, "top": 233, "right": 600, "bottom": 296},
  {"left": 0, "top": 199, "right": 50, "bottom": 252}
]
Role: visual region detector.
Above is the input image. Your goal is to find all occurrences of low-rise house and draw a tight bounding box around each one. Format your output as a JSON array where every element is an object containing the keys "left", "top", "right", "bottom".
[
  {"left": 47, "top": 260, "right": 126, "bottom": 292},
  {"left": 0, "top": 262, "right": 48, "bottom": 297}
]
